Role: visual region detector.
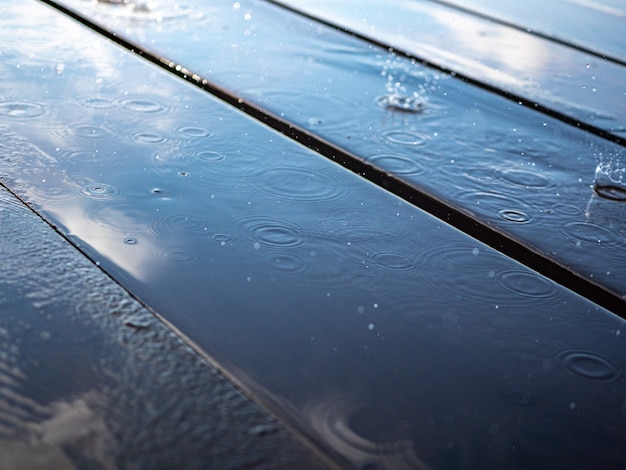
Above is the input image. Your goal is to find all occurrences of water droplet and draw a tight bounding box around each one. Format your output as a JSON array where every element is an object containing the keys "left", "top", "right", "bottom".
[
  {"left": 593, "top": 163, "right": 626, "bottom": 201},
  {"left": 375, "top": 94, "right": 425, "bottom": 113},
  {"left": 124, "top": 237, "right": 138, "bottom": 245}
]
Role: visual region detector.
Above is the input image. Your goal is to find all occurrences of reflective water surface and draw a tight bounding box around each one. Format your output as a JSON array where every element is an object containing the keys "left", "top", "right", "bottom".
[
  {"left": 57, "top": 0, "right": 626, "bottom": 298},
  {"left": 428, "top": 0, "right": 626, "bottom": 63},
  {"left": 269, "top": 0, "right": 626, "bottom": 137},
  {"left": 2, "top": 1, "right": 626, "bottom": 468}
]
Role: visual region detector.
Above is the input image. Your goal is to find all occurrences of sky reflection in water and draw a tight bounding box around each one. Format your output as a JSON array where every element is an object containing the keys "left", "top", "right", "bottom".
[{"left": 1, "top": 1, "right": 626, "bottom": 468}]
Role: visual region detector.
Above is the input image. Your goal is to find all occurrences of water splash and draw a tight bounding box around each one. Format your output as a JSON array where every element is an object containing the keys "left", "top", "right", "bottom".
[
  {"left": 92, "top": 0, "right": 198, "bottom": 23},
  {"left": 593, "top": 163, "right": 626, "bottom": 201},
  {"left": 378, "top": 54, "right": 427, "bottom": 114}
]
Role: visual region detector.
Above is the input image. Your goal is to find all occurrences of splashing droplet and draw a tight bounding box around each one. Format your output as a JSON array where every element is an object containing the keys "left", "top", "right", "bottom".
[
  {"left": 593, "top": 163, "right": 626, "bottom": 201},
  {"left": 376, "top": 94, "right": 425, "bottom": 113}
]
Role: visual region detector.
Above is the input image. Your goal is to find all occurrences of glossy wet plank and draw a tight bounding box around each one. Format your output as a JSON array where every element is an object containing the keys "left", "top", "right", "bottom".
[
  {"left": 0, "top": 186, "right": 328, "bottom": 469},
  {"left": 47, "top": 0, "right": 626, "bottom": 303},
  {"left": 3, "top": 1, "right": 626, "bottom": 468},
  {"left": 424, "top": 0, "right": 626, "bottom": 64},
  {"left": 270, "top": 0, "right": 626, "bottom": 139}
]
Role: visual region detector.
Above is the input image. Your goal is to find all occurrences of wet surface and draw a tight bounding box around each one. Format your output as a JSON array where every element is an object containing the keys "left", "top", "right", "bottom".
[
  {"left": 0, "top": 187, "right": 327, "bottom": 469},
  {"left": 268, "top": 0, "right": 626, "bottom": 137},
  {"left": 52, "top": 0, "right": 626, "bottom": 299},
  {"left": 2, "top": 0, "right": 626, "bottom": 468},
  {"left": 425, "top": 0, "right": 626, "bottom": 64}
]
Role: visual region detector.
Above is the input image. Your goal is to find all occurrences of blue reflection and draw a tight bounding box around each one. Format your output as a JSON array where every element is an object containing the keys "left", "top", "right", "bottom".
[{"left": 2, "top": 1, "right": 626, "bottom": 468}]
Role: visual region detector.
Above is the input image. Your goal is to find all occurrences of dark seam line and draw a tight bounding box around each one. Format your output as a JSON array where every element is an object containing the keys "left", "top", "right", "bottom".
[
  {"left": 264, "top": 0, "right": 626, "bottom": 148},
  {"left": 37, "top": 0, "right": 626, "bottom": 320},
  {"left": 424, "top": 0, "right": 626, "bottom": 68}
]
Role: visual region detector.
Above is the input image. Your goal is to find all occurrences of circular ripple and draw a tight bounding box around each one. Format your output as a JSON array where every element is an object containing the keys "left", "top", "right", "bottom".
[
  {"left": 120, "top": 98, "right": 167, "bottom": 113},
  {"left": 379, "top": 129, "right": 429, "bottom": 146},
  {"left": 175, "top": 126, "right": 214, "bottom": 138},
  {"left": 496, "top": 168, "right": 551, "bottom": 189},
  {"left": 423, "top": 242, "right": 511, "bottom": 271},
  {"left": 76, "top": 96, "right": 117, "bottom": 109},
  {"left": 305, "top": 393, "right": 422, "bottom": 468},
  {"left": 236, "top": 216, "right": 306, "bottom": 248},
  {"left": 80, "top": 183, "right": 121, "bottom": 200},
  {"left": 129, "top": 130, "right": 167, "bottom": 144},
  {"left": 551, "top": 203, "right": 583, "bottom": 216},
  {"left": 314, "top": 208, "right": 408, "bottom": 244},
  {"left": 246, "top": 167, "right": 349, "bottom": 203},
  {"left": 160, "top": 249, "right": 197, "bottom": 264},
  {"left": 151, "top": 213, "right": 208, "bottom": 238},
  {"left": 555, "top": 349, "right": 622, "bottom": 383},
  {"left": 496, "top": 270, "right": 558, "bottom": 299},
  {"left": 193, "top": 150, "right": 226, "bottom": 162},
  {"left": 497, "top": 209, "right": 532, "bottom": 224},
  {"left": 56, "top": 149, "right": 118, "bottom": 169},
  {"left": 369, "top": 251, "right": 418, "bottom": 271},
  {"left": 457, "top": 190, "right": 532, "bottom": 221},
  {"left": 367, "top": 154, "right": 425, "bottom": 176},
  {"left": 562, "top": 221, "right": 622, "bottom": 246},
  {"left": 464, "top": 167, "right": 497, "bottom": 183},
  {"left": 265, "top": 253, "right": 311, "bottom": 275},
  {"left": 212, "top": 233, "right": 233, "bottom": 245},
  {"left": 68, "top": 123, "right": 114, "bottom": 139},
  {"left": 0, "top": 101, "right": 46, "bottom": 119}
]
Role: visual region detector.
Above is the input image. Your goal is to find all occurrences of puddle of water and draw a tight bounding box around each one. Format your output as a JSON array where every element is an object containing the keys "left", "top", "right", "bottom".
[
  {"left": 274, "top": 0, "right": 626, "bottom": 136},
  {"left": 55, "top": 0, "right": 626, "bottom": 297},
  {"left": 3, "top": 1, "right": 626, "bottom": 468},
  {"left": 430, "top": 0, "right": 626, "bottom": 64}
]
